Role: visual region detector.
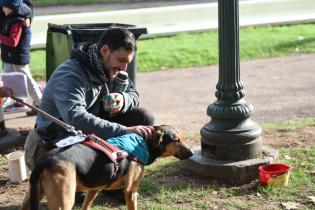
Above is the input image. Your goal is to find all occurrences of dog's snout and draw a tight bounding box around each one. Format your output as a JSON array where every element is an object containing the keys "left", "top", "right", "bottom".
[
  {"left": 187, "top": 149, "right": 194, "bottom": 157},
  {"left": 177, "top": 147, "right": 194, "bottom": 160}
]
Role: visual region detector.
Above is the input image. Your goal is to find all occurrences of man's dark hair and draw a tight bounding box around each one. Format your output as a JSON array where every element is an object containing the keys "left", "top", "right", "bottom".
[{"left": 97, "top": 27, "right": 137, "bottom": 52}]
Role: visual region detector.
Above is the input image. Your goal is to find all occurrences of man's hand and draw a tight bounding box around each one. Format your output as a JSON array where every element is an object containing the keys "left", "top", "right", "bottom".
[
  {"left": 22, "top": 18, "right": 31, "bottom": 27},
  {"left": 0, "top": 87, "right": 11, "bottom": 97},
  {"left": 0, "top": 82, "right": 12, "bottom": 97},
  {"left": 110, "top": 93, "right": 124, "bottom": 114},
  {"left": 125, "top": 125, "right": 154, "bottom": 140}
]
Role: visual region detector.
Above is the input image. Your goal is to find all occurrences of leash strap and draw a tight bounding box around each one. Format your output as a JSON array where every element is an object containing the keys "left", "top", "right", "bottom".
[{"left": 11, "top": 96, "right": 84, "bottom": 137}]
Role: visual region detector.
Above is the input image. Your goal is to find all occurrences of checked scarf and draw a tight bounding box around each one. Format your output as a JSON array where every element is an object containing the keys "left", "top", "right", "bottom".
[
  {"left": 86, "top": 44, "right": 107, "bottom": 82},
  {"left": 71, "top": 43, "right": 108, "bottom": 83}
]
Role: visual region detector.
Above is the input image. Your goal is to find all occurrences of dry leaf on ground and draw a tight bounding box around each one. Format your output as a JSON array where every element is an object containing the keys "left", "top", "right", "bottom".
[
  {"left": 281, "top": 202, "right": 300, "bottom": 209},
  {"left": 308, "top": 196, "right": 315, "bottom": 204}
]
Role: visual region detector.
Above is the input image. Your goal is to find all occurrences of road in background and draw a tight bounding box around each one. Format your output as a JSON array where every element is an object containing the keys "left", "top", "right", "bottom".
[{"left": 31, "top": 0, "right": 315, "bottom": 48}]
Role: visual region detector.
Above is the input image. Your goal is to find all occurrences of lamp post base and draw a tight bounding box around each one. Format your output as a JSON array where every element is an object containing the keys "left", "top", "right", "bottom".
[{"left": 184, "top": 146, "right": 278, "bottom": 185}]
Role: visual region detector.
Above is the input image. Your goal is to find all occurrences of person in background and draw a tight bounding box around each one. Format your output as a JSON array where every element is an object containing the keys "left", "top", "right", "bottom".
[
  {"left": 0, "top": 0, "right": 41, "bottom": 116},
  {"left": 0, "top": 0, "right": 33, "bottom": 27},
  {"left": 0, "top": 81, "right": 10, "bottom": 135}
]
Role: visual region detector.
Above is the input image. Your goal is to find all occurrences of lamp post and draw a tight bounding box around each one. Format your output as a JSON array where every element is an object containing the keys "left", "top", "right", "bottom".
[{"left": 184, "top": 0, "right": 277, "bottom": 184}]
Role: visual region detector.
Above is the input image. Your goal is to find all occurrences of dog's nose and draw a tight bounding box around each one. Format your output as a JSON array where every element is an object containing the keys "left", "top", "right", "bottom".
[
  {"left": 185, "top": 149, "right": 194, "bottom": 158},
  {"left": 178, "top": 148, "right": 194, "bottom": 160}
]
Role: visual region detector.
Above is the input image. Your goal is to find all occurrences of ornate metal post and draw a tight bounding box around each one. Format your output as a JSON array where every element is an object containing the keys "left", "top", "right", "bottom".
[
  {"left": 184, "top": 0, "right": 277, "bottom": 184},
  {"left": 201, "top": 0, "right": 262, "bottom": 160}
]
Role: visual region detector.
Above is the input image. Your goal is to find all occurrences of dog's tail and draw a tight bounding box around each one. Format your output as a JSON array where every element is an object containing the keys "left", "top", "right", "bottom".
[{"left": 29, "top": 159, "right": 50, "bottom": 210}]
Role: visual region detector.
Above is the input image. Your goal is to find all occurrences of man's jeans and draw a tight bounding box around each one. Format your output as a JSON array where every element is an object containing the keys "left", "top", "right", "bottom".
[{"left": 24, "top": 129, "right": 48, "bottom": 170}]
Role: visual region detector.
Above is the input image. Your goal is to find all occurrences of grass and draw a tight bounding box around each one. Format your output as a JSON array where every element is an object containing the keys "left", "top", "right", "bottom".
[
  {"left": 262, "top": 118, "right": 315, "bottom": 131},
  {"left": 0, "top": 155, "right": 6, "bottom": 165},
  {"left": 21, "top": 23, "right": 315, "bottom": 81}
]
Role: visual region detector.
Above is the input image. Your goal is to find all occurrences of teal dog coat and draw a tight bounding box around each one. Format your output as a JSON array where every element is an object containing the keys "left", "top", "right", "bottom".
[{"left": 107, "top": 133, "right": 149, "bottom": 165}]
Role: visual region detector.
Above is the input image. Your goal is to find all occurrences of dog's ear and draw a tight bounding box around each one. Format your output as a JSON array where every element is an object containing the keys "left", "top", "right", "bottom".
[{"left": 152, "top": 126, "right": 164, "bottom": 147}]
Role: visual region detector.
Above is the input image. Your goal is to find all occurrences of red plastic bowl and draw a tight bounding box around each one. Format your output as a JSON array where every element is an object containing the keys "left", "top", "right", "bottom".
[{"left": 258, "top": 163, "right": 291, "bottom": 185}]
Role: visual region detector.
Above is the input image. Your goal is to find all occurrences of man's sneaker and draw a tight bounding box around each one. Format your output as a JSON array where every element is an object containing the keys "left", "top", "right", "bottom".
[{"left": 3, "top": 102, "right": 28, "bottom": 113}]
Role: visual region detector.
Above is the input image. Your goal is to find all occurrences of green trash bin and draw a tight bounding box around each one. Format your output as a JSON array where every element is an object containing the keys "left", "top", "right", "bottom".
[{"left": 45, "top": 23, "right": 147, "bottom": 83}]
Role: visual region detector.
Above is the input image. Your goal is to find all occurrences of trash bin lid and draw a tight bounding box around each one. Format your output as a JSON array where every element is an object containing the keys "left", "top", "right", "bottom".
[{"left": 66, "top": 23, "right": 147, "bottom": 42}]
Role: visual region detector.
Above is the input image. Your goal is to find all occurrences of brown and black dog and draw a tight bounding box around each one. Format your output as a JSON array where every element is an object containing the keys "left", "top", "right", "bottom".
[{"left": 20, "top": 125, "right": 193, "bottom": 210}]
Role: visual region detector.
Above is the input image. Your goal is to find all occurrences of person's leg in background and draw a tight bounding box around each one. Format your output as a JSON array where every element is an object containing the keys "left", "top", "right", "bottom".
[
  {"left": 3, "top": 63, "right": 42, "bottom": 115},
  {"left": 2, "top": 63, "right": 28, "bottom": 112},
  {"left": 0, "top": 99, "right": 8, "bottom": 137},
  {"left": 17, "top": 64, "right": 42, "bottom": 107}
]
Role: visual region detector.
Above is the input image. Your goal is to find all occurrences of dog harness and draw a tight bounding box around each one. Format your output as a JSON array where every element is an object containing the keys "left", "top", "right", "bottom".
[
  {"left": 82, "top": 134, "right": 129, "bottom": 164},
  {"left": 82, "top": 133, "right": 149, "bottom": 166}
]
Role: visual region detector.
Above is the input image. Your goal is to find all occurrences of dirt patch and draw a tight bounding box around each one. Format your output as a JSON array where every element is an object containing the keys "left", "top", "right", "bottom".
[
  {"left": 263, "top": 126, "right": 315, "bottom": 149},
  {"left": 0, "top": 126, "right": 314, "bottom": 209},
  {"left": 0, "top": 168, "right": 30, "bottom": 209}
]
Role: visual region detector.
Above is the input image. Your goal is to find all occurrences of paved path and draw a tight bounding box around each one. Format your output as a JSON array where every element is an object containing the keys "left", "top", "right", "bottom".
[{"left": 5, "top": 53, "right": 315, "bottom": 135}]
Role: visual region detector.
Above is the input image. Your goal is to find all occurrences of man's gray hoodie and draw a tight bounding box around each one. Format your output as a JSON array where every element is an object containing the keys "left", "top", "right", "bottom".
[{"left": 35, "top": 43, "right": 139, "bottom": 143}]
